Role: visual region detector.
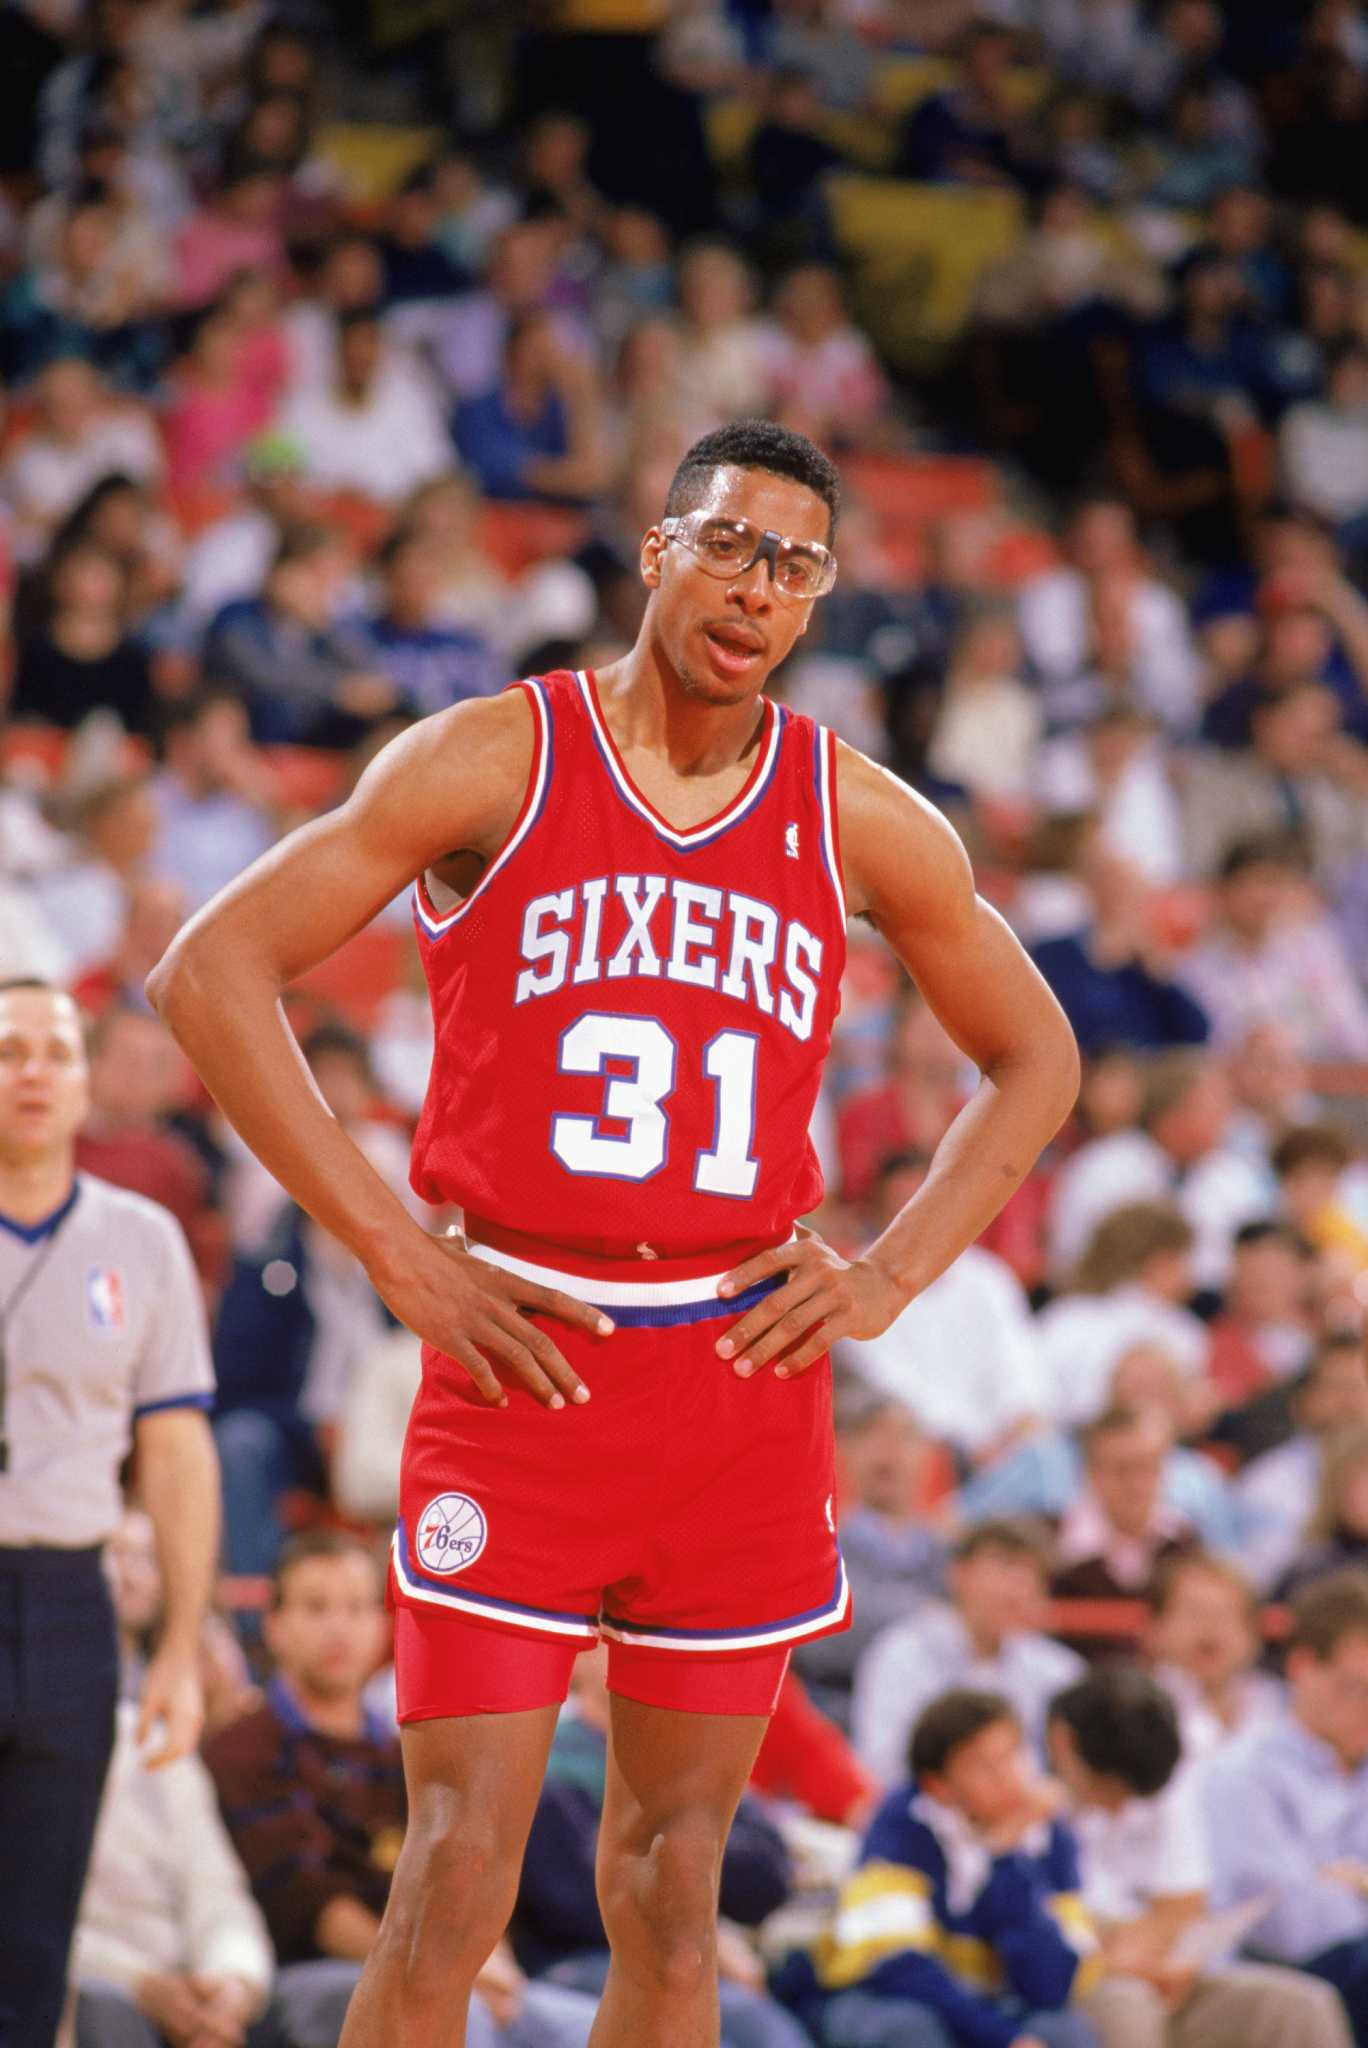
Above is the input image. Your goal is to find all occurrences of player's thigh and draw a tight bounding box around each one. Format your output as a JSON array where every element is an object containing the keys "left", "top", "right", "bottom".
[
  {"left": 597, "top": 1689, "right": 773, "bottom": 1905},
  {"left": 395, "top": 1703, "right": 563, "bottom": 1908}
]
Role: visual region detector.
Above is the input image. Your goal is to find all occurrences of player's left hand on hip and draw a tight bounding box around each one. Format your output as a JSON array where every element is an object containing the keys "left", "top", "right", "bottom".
[
  {"left": 137, "top": 1645, "right": 205, "bottom": 1768},
  {"left": 715, "top": 1227, "right": 908, "bottom": 1380}
]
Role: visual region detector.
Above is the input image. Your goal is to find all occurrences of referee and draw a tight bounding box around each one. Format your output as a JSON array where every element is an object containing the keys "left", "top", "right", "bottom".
[{"left": 0, "top": 980, "right": 220, "bottom": 2048}]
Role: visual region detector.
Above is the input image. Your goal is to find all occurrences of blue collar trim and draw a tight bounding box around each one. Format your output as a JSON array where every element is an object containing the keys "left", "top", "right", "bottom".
[{"left": 0, "top": 1180, "right": 81, "bottom": 1245}]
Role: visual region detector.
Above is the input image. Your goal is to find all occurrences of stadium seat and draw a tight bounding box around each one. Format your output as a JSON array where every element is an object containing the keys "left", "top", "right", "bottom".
[
  {"left": 828, "top": 177, "right": 1024, "bottom": 371},
  {"left": 289, "top": 920, "right": 404, "bottom": 1031}
]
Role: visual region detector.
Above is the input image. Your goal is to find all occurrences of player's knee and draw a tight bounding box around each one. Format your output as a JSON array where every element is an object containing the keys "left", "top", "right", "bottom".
[
  {"left": 599, "top": 1810, "right": 725, "bottom": 1989},
  {"left": 386, "top": 1815, "right": 518, "bottom": 1968}
]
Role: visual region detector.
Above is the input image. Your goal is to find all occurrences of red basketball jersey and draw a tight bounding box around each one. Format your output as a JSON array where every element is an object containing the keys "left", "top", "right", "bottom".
[{"left": 409, "top": 668, "right": 847, "bottom": 1259}]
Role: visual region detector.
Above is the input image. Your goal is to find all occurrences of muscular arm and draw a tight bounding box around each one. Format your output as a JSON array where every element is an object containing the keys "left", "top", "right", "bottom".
[
  {"left": 718, "top": 747, "right": 1079, "bottom": 1374},
  {"left": 147, "top": 693, "right": 612, "bottom": 1407}
]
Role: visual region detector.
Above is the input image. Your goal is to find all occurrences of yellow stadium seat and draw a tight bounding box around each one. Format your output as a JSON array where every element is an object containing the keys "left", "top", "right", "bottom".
[
  {"left": 314, "top": 123, "right": 444, "bottom": 205},
  {"left": 827, "top": 176, "right": 1024, "bottom": 369}
]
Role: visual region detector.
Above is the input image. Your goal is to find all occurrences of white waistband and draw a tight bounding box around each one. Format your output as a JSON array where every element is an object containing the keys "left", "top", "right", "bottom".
[{"left": 467, "top": 1240, "right": 747, "bottom": 1308}]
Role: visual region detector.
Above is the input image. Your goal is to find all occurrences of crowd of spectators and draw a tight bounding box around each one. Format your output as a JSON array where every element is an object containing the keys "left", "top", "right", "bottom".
[{"left": 4, "top": 0, "right": 1368, "bottom": 2043}]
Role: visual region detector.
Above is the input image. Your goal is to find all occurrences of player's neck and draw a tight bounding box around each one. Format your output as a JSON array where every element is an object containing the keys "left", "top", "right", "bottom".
[
  {"left": 0, "top": 1151, "right": 77, "bottom": 1226},
  {"left": 595, "top": 645, "right": 767, "bottom": 776}
]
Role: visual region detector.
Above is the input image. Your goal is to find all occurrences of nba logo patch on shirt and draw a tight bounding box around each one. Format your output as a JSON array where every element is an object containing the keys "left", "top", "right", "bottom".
[
  {"left": 415, "top": 1492, "right": 488, "bottom": 1574},
  {"left": 86, "top": 1266, "right": 125, "bottom": 1334}
]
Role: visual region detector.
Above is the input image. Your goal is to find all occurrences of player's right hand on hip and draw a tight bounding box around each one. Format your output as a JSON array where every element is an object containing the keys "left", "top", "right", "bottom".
[{"left": 371, "top": 1230, "right": 611, "bottom": 1409}]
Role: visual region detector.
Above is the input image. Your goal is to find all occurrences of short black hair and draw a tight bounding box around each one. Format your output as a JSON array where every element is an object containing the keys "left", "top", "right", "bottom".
[
  {"left": 0, "top": 978, "right": 62, "bottom": 996},
  {"left": 910, "top": 1688, "right": 1017, "bottom": 1781},
  {"left": 302, "top": 1019, "right": 372, "bottom": 1077},
  {"left": 1048, "top": 1666, "right": 1181, "bottom": 1798},
  {"left": 663, "top": 420, "right": 841, "bottom": 540},
  {"left": 1217, "top": 833, "right": 1305, "bottom": 882}
]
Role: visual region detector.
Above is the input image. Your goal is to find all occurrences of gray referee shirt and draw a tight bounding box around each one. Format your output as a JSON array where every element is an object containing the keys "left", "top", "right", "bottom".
[{"left": 0, "top": 1173, "right": 214, "bottom": 1549}]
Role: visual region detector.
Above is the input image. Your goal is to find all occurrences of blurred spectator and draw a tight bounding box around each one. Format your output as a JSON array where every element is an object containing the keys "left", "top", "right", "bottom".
[
  {"left": 280, "top": 231, "right": 385, "bottom": 399},
  {"left": 1020, "top": 498, "right": 1203, "bottom": 737},
  {"left": 1273, "top": 1125, "right": 1368, "bottom": 1293},
  {"left": 173, "top": 160, "right": 284, "bottom": 312},
  {"left": 375, "top": 165, "right": 469, "bottom": 308},
  {"left": 161, "top": 301, "right": 271, "bottom": 496},
  {"left": 1203, "top": 1219, "right": 1315, "bottom": 1416},
  {"left": 1028, "top": 839, "right": 1210, "bottom": 1059},
  {"left": 0, "top": 185, "right": 165, "bottom": 389},
  {"left": 71, "top": 1698, "right": 274, "bottom": 2048},
  {"left": 1132, "top": 82, "right": 1258, "bottom": 212},
  {"left": 331, "top": 1326, "right": 421, "bottom": 1529},
  {"left": 1281, "top": 341, "right": 1368, "bottom": 542},
  {"left": 1181, "top": 683, "right": 1368, "bottom": 892},
  {"left": 50, "top": 470, "right": 179, "bottom": 630},
  {"left": 851, "top": 1520, "right": 1084, "bottom": 1783},
  {"left": 838, "top": 1151, "right": 1046, "bottom": 1463},
  {"left": 357, "top": 528, "right": 499, "bottom": 715},
  {"left": 452, "top": 309, "right": 611, "bottom": 505},
  {"left": 673, "top": 241, "right": 773, "bottom": 427},
  {"left": 174, "top": 428, "right": 311, "bottom": 636},
  {"left": 1177, "top": 836, "right": 1368, "bottom": 1060},
  {"left": 1048, "top": 1668, "right": 1351, "bottom": 2048},
  {"left": 837, "top": 992, "right": 967, "bottom": 1208},
  {"left": 203, "top": 523, "right": 399, "bottom": 747},
  {"left": 1203, "top": 1571, "right": 1368, "bottom": 2043},
  {"left": 206, "top": 1532, "right": 592, "bottom": 2047},
  {"left": 433, "top": 218, "right": 592, "bottom": 405},
  {"left": 33, "top": 773, "right": 158, "bottom": 980},
  {"left": 11, "top": 532, "right": 157, "bottom": 734},
  {"left": 1275, "top": 1428, "right": 1368, "bottom": 1602},
  {"left": 1047, "top": 1050, "right": 1272, "bottom": 1294},
  {"left": 514, "top": 1642, "right": 798, "bottom": 2048},
  {"left": 1049, "top": 1406, "right": 1199, "bottom": 1656},
  {"left": 398, "top": 471, "right": 597, "bottom": 665},
  {"left": 795, "top": 1384, "right": 945, "bottom": 1723},
  {"left": 1032, "top": 708, "right": 1187, "bottom": 887},
  {"left": 104, "top": 1504, "right": 256, "bottom": 1738},
  {"left": 74, "top": 1002, "right": 220, "bottom": 1286},
  {"left": 745, "top": 73, "right": 848, "bottom": 260},
  {"left": 1235, "top": 1336, "right": 1368, "bottom": 1592},
  {"left": 147, "top": 690, "right": 276, "bottom": 909},
  {"left": 280, "top": 308, "right": 451, "bottom": 507},
  {"left": 961, "top": 1345, "right": 1246, "bottom": 1556},
  {"left": 749, "top": 1668, "right": 878, "bottom": 1827},
  {"left": 429, "top": 148, "right": 520, "bottom": 279},
  {"left": 1035, "top": 1205, "right": 1210, "bottom": 1431},
  {"left": 0, "top": 356, "right": 161, "bottom": 565},
  {"left": 1144, "top": 1550, "right": 1282, "bottom": 1762},
  {"left": 591, "top": 211, "right": 675, "bottom": 363},
  {"left": 805, "top": 1689, "right": 1100, "bottom": 2048},
  {"left": 895, "top": 20, "right": 1038, "bottom": 188},
  {"left": 926, "top": 602, "right": 1042, "bottom": 802},
  {"left": 762, "top": 263, "right": 892, "bottom": 451}
]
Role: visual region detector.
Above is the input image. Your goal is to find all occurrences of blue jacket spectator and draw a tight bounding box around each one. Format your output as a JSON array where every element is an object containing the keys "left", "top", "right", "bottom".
[
  {"left": 802, "top": 1691, "right": 1101, "bottom": 2048},
  {"left": 359, "top": 528, "right": 499, "bottom": 714}
]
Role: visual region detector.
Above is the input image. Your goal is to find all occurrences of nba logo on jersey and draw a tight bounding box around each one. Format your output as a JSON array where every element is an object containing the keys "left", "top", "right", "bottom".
[
  {"left": 86, "top": 1266, "right": 125, "bottom": 1334},
  {"left": 415, "top": 1492, "right": 488, "bottom": 1574}
]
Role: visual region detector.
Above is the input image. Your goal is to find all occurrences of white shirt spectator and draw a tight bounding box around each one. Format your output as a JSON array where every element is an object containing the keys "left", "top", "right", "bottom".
[
  {"left": 1, "top": 408, "right": 162, "bottom": 561},
  {"left": 279, "top": 358, "right": 452, "bottom": 505},
  {"left": 851, "top": 1602, "right": 1084, "bottom": 1784},
  {"left": 1177, "top": 918, "right": 1368, "bottom": 1061},
  {"left": 1035, "top": 1283, "right": 1210, "bottom": 1431},
  {"left": 838, "top": 1245, "right": 1045, "bottom": 1457},
  {"left": 1154, "top": 1661, "right": 1285, "bottom": 1764},
  {"left": 332, "top": 1327, "right": 422, "bottom": 1526},
  {"left": 1279, "top": 398, "right": 1368, "bottom": 527},
  {"left": 1033, "top": 732, "right": 1187, "bottom": 885},
  {"left": 1048, "top": 1128, "right": 1275, "bottom": 1291},
  {"left": 72, "top": 1704, "right": 273, "bottom": 2004},
  {"left": 1071, "top": 1764, "right": 1211, "bottom": 1924},
  {"left": 1019, "top": 565, "right": 1202, "bottom": 733},
  {"left": 176, "top": 505, "right": 280, "bottom": 636},
  {"left": 1233, "top": 1435, "right": 1326, "bottom": 1594}
]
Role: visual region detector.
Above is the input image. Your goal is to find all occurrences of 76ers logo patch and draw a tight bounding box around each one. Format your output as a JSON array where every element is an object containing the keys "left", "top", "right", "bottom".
[
  {"left": 416, "top": 1492, "right": 488, "bottom": 1575},
  {"left": 86, "top": 1266, "right": 125, "bottom": 1334}
]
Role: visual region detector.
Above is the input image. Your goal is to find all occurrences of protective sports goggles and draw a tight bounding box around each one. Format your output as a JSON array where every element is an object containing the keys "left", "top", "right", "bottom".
[{"left": 660, "top": 512, "right": 838, "bottom": 603}]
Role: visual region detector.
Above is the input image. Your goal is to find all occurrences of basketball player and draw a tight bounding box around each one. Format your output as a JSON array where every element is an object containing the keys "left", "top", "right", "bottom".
[{"left": 149, "top": 420, "right": 1080, "bottom": 2048}]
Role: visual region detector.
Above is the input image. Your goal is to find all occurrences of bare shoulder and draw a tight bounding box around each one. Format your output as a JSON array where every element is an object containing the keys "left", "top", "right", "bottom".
[
  {"left": 347, "top": 687, "right": 537, "bottom": 865},
  {"left": 833, "top": 737, "right": 975, "bottom": 926}
]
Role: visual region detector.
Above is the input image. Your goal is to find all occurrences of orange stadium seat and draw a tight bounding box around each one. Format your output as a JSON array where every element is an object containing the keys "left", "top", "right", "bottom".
[{"left": 289, "top": 920, "right": 404, "bottom": 1031}]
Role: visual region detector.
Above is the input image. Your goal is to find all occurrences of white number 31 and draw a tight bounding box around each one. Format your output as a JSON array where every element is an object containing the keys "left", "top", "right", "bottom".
[{"left": 551, "top": 1013, "right": 759, "bottom": 1197}]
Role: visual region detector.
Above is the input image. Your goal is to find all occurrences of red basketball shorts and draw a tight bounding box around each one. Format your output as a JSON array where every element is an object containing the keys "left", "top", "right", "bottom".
[{"left": 390, "top": 1235, "right": 850, "bottom": 1719}]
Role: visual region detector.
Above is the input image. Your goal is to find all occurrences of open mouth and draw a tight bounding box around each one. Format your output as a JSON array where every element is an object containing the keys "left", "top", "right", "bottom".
[{"left": 703, "top": 624, "right": 765, "bottom": 676}]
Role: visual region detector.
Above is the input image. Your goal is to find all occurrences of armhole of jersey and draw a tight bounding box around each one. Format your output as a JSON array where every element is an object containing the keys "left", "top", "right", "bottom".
[
  {"left": 413, "top": 678, "right": 553, "bottom": 942},
  {"left": 815, "top": 724, "right": 847, "bottom": 931}
]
